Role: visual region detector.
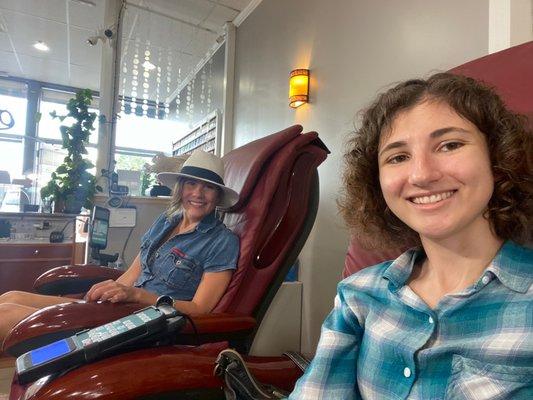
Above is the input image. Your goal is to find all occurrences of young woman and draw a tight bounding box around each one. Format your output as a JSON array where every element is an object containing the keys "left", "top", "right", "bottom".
[
  {"left": 288, "top": 73, "right": 532, "bottom": 399},
  {"left": 0, "top": 150, "right": 240, "bottom": 348}
]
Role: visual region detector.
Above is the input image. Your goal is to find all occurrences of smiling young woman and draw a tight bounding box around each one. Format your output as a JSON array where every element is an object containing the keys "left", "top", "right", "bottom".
[
  {"left": 288, "top": 73, "right": 532, "bottom": 399},
  {"left": 378, "top": 100, "right": 496, "bottom": 247}
]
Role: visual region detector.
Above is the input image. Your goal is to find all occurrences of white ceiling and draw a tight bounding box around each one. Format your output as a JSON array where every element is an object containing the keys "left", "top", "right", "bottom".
[{"left": 0, "top": 0, "right": 251, "bottom": 96}]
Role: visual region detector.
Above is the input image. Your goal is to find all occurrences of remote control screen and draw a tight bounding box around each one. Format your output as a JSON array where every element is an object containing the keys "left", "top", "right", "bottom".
[{"left": 30, "top": 339, "right": 72, "bottom": 366}]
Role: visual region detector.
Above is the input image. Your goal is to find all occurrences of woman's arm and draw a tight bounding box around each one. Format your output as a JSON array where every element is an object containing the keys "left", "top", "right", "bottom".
[
  {"left": 85, "top": 270, "right": 232, "bottom": 310},
  {"left": 85, "top": 253, "right": 144, "bottom": 303},
  {"left": 116, "top": 253, "right": 142, "bottom": 286},
  {"left": 173, "top": 270, "right": 233, "bottom": 315}
]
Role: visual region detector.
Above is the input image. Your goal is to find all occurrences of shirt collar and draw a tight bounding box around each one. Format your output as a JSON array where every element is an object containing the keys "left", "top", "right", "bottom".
[
  {"left": 382, "top": 241, "right": 532, "bottom": 294},
  {"left": 485, "top": 241, "right": 532, "bottom": 293},
  {"left": 168, "top": 210, "right": 220, "bottom": 234},
  {"left": 382, "top": 247, "right": 423, "bottom": 291},
  {"left": 196, "top": 211, "right": 220, "bottom": 233}
]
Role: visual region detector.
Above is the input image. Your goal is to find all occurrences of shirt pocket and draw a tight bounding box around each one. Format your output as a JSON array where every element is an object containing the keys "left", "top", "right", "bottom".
[
  {"left": 444, "top": 355, "right": 533, "bottom": 400},
  {"left": 157, "top": 250, "right": 201, "bottom": 290}
]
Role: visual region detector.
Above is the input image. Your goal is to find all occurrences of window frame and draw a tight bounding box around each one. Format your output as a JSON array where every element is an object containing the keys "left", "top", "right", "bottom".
[{"left": 0, "top": 76, "right": 167, "bottom": 200}]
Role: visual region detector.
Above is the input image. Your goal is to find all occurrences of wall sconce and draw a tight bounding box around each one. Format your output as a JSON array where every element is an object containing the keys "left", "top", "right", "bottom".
[{"left": 289, "top": 69, "right": 309, "bottom": 108}]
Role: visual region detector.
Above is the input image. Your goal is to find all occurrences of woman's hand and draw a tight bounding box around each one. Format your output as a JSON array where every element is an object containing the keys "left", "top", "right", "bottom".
[{"left": 85, "top": 280, "right": 140, "bottom": 303}]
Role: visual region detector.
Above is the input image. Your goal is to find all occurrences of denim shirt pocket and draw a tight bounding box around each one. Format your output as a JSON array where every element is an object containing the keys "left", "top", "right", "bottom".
[
  {"left": 444, "top": 355, "right": 533, "bottom": 400},
  {"left": 156, "top": 250, "right": 202, "bottom": 291}
]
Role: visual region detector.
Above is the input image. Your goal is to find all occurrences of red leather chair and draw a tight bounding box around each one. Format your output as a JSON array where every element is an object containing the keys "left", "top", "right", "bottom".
[{"left": 6, "top": 125, "right": 329, "bottom": 399}]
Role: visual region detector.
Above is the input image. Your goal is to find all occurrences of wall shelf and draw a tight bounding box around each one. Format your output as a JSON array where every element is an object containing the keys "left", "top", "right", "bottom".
[{"left": 172, "top": 110, "right": 221, "bottom": 156}]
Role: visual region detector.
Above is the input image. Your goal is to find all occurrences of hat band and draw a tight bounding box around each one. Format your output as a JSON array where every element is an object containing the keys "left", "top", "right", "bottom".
[{"left": 180, "top": 166, "right": 224, "bottom": 185}]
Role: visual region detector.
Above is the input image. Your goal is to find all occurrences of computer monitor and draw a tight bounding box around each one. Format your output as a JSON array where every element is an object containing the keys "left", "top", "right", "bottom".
[{"left": 89, "top": 206, "right": 110, "bottom": 250}]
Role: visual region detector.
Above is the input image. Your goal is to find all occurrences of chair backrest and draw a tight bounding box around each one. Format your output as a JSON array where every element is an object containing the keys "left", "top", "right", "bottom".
[
  {"left": 343, "top": 238, "right": 403, "bottom": 278},
  {"left": 215, "top": 126, "right": 329, "bottom": 328},
  {"left": 449, "top": 40, "right": 533, "bottom": 124}
]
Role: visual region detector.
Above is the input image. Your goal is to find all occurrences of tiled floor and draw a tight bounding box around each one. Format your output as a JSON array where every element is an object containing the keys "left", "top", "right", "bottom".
[{"left": 0, "top": 356, "right": 15, "bottom": 397}]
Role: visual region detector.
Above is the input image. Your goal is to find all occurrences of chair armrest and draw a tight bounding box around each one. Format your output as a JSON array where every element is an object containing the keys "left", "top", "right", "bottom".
[
  {"left": 3, "top": 301, "right": 141, "bottom": 357},
  {"left": 3, "top": 301, "right": 256, "bottom": 357},
  {"left": 11, "top": 344, "right": 229, "bottom": 398},
  {"left": 33, "top": 265, "right": 123, "bottom": 295}
]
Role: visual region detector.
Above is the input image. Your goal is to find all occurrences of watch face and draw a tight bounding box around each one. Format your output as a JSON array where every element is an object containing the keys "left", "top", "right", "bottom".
[{"left": 156, "top": 295, "right": 173, "bottom": 307}]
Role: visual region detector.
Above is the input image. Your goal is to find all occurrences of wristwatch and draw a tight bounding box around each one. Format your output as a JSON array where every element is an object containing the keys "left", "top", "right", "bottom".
[{"left": 155, "top": 295, "right": 174, "bottom": 307}]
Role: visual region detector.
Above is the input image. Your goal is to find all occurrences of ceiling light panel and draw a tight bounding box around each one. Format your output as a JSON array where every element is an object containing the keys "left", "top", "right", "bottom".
[
  {"left": 33, "top": 41, "right": 49, "bottom": 51},
  {"left": 0, "top": 0, "right": 66, "bottom": 24}
]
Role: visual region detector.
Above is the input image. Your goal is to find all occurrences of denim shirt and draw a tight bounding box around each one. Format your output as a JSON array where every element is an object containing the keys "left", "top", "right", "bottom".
[{"left": 134, "top": 211, "right": 239, "bottom": 301}]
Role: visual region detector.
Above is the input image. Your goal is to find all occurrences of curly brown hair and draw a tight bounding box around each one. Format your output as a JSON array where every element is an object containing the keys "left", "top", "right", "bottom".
[{"left": 338, "top": 72, "right": 533, "bottom": 250}]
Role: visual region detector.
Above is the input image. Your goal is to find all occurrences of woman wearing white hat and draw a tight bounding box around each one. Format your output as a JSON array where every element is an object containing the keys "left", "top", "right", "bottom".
[{"left": 0, "top": 150, "right": 240, "bottom": 345}]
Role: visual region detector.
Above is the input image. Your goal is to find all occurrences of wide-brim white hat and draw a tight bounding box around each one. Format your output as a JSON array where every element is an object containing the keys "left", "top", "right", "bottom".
[{"left": 157, "top": 150, "right": 239, "bottom": 209}]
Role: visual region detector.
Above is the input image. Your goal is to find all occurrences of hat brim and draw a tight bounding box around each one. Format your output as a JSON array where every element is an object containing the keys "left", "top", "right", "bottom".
[{"left": 157, "top": 171, "right": 239, "bottom": 209}]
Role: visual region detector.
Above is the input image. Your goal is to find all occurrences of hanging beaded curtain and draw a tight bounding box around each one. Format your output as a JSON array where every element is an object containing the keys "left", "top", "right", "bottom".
[{"left": 118, "top": 4, "right": 221, "bottom": 125}]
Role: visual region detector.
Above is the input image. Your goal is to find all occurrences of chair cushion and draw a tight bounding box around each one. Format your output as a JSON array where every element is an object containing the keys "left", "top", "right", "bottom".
[
  {"left": 216, "top": 131, "right": 328, "bottom": 315},
  {"left": 449, "top": 41, "right": 533, "bottom": 121},
  {"left": 223, "top": 125, "right": 303, "bottom": 210}
]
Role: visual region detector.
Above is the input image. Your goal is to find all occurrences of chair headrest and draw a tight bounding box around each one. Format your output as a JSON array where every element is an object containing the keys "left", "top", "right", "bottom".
[
  {"left": 222, "top": 125, "right": 304, "bottom": 209},
  {"left": 449, "top": 41, "right": 533, "bottom": 118}
]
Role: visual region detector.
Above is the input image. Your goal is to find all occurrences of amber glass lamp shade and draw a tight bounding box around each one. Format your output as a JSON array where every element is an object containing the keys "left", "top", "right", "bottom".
[{"left": 289, "top": 69, "right": 309, "bottom": 108}]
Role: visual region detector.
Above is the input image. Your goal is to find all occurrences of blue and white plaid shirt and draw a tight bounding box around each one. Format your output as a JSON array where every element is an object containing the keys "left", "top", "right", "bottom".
[{"left": 289, "top": 241, "right": 532, "bottom": 399}]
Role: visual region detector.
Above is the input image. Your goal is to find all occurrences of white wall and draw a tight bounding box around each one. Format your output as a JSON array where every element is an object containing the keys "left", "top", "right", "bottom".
[
  {"left": 94, "top": 196, "right": 169, "bottom": 266},
  {"left": 489, "top": 0, "right": 533, "bottom": 53},
  {"left": 233, "top": 0, "right": 491, "bottom": 355}
]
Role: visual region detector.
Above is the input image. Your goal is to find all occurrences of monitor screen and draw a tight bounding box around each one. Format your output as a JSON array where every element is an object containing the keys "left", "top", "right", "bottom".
[
  {"left": 91, "top": 219, "right": 108, "bottom": 248},
  {"left": 30, "top": 339, "right": 72, "bottom": 366}
]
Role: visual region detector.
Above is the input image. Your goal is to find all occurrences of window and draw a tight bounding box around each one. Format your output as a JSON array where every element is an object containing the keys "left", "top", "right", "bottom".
[
  {"left": 0, "top": 79, "right": 27, "bottom": 181},
  {"left": 112, "top": 5, "right": 226, "bottom": 196},
  {"left": 33, "top": 88, "right": 100, "bottom": 203},
  {"left": 115, "top": 109, "right": 186, "bottom": 152},
  {"left": 0, "top": 78, "right": 101, "bottom": 208},
  {"left": 38, "top": 88, "right": 99, "bottom": 144}
]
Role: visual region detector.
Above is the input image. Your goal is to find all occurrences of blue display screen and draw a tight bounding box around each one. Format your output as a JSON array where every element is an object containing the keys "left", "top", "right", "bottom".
[
  {"left": 91, "top": 219, "right": 108, "bottom": 247},
  {"left": 30, "top": 339, "right": 71, "bottom": 366}
]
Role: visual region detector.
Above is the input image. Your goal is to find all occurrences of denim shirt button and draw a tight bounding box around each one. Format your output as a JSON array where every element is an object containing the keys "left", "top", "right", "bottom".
[{"left": 176, "top": 260, "right": 181, "bottom": 265}]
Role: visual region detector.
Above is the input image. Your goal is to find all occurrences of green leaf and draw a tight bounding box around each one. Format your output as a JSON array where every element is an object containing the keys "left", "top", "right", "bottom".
[
  {"left": 40, "top": 88, "right": 98, "bottom": 209},
  {"left": 56, "top": 165, "right": 68, "bottom": 174}
]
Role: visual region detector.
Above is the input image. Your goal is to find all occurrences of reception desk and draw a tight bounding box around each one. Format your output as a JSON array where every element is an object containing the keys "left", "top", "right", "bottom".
[{"left": 0, "top": 212, "right": 85, "bottom": 294}]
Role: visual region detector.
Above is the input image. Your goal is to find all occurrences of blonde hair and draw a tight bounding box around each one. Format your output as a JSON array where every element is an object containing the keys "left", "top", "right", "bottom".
[{"left": 165, "top": 179, "right": 184, "bottom": 218}]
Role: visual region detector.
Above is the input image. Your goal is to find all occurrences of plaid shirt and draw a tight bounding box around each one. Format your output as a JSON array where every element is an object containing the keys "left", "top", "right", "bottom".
[{"left": 289, "top": 241, "right": 533, "bottom": 399}]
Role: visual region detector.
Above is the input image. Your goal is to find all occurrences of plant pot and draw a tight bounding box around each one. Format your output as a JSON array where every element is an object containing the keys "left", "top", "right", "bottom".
[
  {"left": 52, "top": 197, "right": 84, "bottom": 214},
  {"left": 52, "top": 199, "right": 66, "bottom": 214}
]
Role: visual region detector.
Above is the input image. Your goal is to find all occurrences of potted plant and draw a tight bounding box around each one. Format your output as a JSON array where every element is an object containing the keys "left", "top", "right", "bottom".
[{"left": 40, "top": 89, "right": 102, "bottom": 214}]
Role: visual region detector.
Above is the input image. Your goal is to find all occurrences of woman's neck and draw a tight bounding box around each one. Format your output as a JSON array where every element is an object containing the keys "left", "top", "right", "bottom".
[
  {"left": 177, "top": 213, "right": 201, "bottom": 234},
  {"left": 417, "top": 225, "right": 504, "bottom": 294}
]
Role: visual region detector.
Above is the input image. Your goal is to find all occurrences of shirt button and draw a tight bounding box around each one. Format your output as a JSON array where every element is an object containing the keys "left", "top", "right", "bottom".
[
  {"left": 403, "top": 367, "right": 411, "bottom": 378},
  {"left": 428, "top": 316, "right": 434, "bottom": 324},
  {"left": 481, "top": 275, "right": 490, "bottom": 285}
]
